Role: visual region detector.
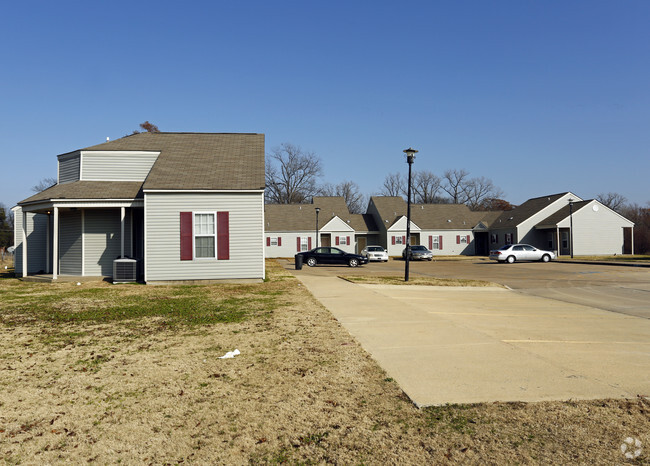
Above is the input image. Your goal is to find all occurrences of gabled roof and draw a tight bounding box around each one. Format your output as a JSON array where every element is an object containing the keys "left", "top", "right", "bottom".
[
  {"left": 535, "top": 201, "right": 591, "bottom": 228},
  {"left": 19, "top": 181, "right": 144, "bottom": 205},
  {"left": 19, "top": 132, "right": 265, "bottom": 206},
  {"left": 264, "top": 197, "right": 379, "bottom": 233},
  {"left": 370, "top": 196, "right": 489, "bottom": 230},
  {"left": 81, "top": 132, "right": 265, "bottom": 191},
  {"left": 492, "top": 192, "right": 574, "bottom": 228}
]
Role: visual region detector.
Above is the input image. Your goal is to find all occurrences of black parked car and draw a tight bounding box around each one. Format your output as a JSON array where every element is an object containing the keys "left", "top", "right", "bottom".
[{"left": 298, "top": 247, "right": 369, "bottom": 267}]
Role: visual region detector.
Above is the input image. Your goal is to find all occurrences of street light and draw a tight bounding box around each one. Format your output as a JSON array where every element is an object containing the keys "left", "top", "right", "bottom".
[
  {"left": 568, "top": 198, "right": 574, "bottom": 258},
  {"left": 403, "top": 147, "right": 418, "bottom": 282},
  {"left": 315, "top": 207, "right": 321, "bottom": 249}
]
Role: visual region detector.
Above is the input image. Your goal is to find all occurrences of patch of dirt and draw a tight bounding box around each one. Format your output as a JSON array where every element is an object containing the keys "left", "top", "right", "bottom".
[{"left": 0, "top": 260, "right": 648, "bottom": 464}]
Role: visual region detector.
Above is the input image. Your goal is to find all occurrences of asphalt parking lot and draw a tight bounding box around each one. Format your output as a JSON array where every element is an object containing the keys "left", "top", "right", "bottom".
[
  {"left": 291, "top": 257, "right": 650, "bottom": 319},
  {"left": 283, "top": 258, "right": 650, "bottom": 405}
]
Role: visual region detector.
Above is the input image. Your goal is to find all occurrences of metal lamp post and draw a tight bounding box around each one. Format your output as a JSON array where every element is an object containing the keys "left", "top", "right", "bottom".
[
  {"left": 403, "top": 147, "right": 418, "bottom": 282},
  {"left": 315, "top": 207, "right": 321, "bottom": 249},
  {"left": 568, "top": 198, "right": 574, "bottom": 258}
]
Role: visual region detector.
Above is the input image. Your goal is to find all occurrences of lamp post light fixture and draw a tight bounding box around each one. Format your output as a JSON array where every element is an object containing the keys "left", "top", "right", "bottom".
[
  {"left": 403, "top": 147, "right": 418, "bottom": 282},
  {"left": 568, "top": 198, "right": 574, "bottom": 258},
  {"left": 315, "top": 207, "right": 321, "bottom": 249}
]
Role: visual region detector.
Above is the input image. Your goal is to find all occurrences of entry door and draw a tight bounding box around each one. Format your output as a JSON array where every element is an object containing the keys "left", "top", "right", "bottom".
[
  {"left": 357, "top": 236, "right": 366, "bottom": 254},
  {"left": 321, "top": 234, "right": 331, "bottom": 247}
]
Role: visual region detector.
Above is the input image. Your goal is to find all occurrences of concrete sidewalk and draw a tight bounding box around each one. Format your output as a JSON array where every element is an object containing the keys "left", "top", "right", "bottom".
[{"left": 295, "top": 273, "right": 650, "bottom": 407}]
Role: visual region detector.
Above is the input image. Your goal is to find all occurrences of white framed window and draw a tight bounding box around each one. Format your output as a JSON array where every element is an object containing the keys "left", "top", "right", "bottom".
[
  {"left": 194, "top": 212, "right": 216, "bottom": 258},
  {"left": 338, "top": 236, "right": 347, "bottom": 245},
  {"left": 270, "top": 237, "right": 278, "bottom": 246},
  {"left": 562, "top": 232, "right": 569, "bottom": 249},
  {"left": 395, "top": 236, "right": 403, "bottom": 245},
  {"left": 505, "top": 233, "right": 513, "bottom": 245},
  {"left": 300, "top": 237, "right": 309, "bottom": 252},
  {"left": 490, "top": 233, "right": 497, "bottom": 244},
  {"left": 460, "top": 236, "right": 468, "bottom": 244},
  {"left": 432, "top": 236, "right": 440, "bottom": 250}
]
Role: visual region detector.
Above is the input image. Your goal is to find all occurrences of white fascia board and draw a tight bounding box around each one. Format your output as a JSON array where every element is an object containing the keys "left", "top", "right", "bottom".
[
  {"left": 143, "top": 189, "right": 265, "bottom": 193},
  {"left": 321, "top": 216, "right": 355, "bottom": 232},
  {"left": 81, "top": 150, "right": 161, "bottom": 158},
  {"left": 387, "top": 216, "right": 421, "bottom": 231},
  {"left": 20, "top": 199, "right": 144, "bottom": 212}
]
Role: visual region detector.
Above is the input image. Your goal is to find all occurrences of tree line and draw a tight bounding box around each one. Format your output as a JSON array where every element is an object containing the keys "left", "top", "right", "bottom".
[{"left": 264, "top": 143, "right": 511, "bottom": 214}]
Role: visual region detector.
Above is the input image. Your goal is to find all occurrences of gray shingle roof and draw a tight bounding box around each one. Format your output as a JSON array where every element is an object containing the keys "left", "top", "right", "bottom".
[
  {"left": 370, "top": 196, "right": 488, "bottom": 230},
  {"left": 19, "top": 181, "right": 144, "bottom": 205},
  {"left": 492, "top": 192, "right": 569, "bottom": 228},
  {"left": 82, "top": 132, "right": 265, "bottom": 191},
  {"left": 536, "top": 201, "right": 590, "bottom": 228},
  {"left": 264, "top": 197, "right": 379, "bottom": 232}
]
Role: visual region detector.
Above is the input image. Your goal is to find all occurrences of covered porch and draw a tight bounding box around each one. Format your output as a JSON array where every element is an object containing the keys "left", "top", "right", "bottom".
[{"left": 17, "top": 201, "right": 144, "bottom": 281}]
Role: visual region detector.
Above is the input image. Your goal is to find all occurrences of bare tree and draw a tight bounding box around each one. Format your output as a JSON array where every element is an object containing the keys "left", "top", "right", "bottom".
[
  {"left": 463, "top": 176, "right": 505, "bottom": 210},
  {"left": 619, "top": 202, "right": 650, "bottom": 254},
  {"left": 265, "top": 143, "right": 323, "bottom": 204},
  {"left": 412, "top": 170, "right": 443, "bottom": 204},
  {"left": 596, "top": 192, "right": 627, "bottom": 212},
  {"left": 379, "top": 172, "right": 406, "bottom": 198},
  {"left": 31, "top": 177, "right": 57, "bottom": 193},
  {"left": 441, "top": 169, "right": 471, "bottom": 204},
  {"left": 320, "top": 181, "right": 366, "bottom": 214},
  {"left": 0, "top": 203, "right": 12, "bottom": 249},
  {"left": 476, "top": 198, "right": 515, "bottom": 211},
  {"left": 131, "top": 121, "right": 160, "bottom": 135}
]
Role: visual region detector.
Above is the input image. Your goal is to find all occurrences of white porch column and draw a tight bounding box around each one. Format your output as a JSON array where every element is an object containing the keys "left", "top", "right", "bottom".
[
  {"left": 46, "top": 214, "right": 50, "bottom": 273},
  {"left": 631, "top": 227, "right": 635, "bottom": 255},
  {"left": 52, "top": 207, "right": 59, "bottom": 280},
  {"left": 22, "top": 211, "right": 27, "bottom": 277},
  {"left": 120, "top": 207, "right": 125, "bottom": 258}
]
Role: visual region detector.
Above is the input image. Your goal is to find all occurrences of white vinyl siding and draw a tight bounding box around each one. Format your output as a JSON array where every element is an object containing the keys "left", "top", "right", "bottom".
[
  {"left": 81, "top": 151, "right": 159, "bottom": 181},
  {"left": 84, "top": 209, "right": 122, "bottom": 276},
  {"left": 59, "top": 210, "right": 82, "bottom": 275},
  {"left": 564, "top": 202, "right": 633, "bottom": 255},
  {"left": 145, "top": 192, "right": 264, "bottom": 281},
  {"left": 58, "top": 153, "right": 80, "bottom": 183}
]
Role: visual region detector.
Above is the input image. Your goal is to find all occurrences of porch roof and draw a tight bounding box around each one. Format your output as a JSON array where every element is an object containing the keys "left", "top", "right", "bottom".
[{"left": 18, "top": 181, "right": 144, "bottom": 206}]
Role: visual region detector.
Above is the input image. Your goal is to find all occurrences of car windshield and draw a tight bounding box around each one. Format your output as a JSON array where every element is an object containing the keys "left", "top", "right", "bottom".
[
  {"left": 411, "top": 246, "right": 427, "bottom": 251},
  {"left": 367, "top": 246, "right": 383, "bottom": 252}
]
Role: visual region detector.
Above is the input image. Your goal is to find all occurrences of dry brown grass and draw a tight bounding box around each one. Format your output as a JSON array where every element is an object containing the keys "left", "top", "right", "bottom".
[{"left": 0, "top": 260, "right": 648, "bottom": 464}]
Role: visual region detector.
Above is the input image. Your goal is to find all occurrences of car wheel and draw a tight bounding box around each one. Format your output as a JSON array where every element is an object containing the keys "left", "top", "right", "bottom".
[
  {"left": 506, "top": 255, "right": 516, "bottom": 264},
  {"left": 307, "top": 257, "right": 317, "bottom": 267},
  {"left": 348, "top": 258, "right": 359, "bottom": 267},
  {"left": 541, "top": 254, "right": 550, "bottom": 263}
]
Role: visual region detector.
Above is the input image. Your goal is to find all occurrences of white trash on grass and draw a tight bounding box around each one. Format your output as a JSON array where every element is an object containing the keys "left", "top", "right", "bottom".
[{"left": 218, "top": 349, "right": 241, "bottom": 359}]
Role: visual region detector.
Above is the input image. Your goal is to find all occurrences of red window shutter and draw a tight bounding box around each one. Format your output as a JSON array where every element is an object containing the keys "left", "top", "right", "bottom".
[
  {"left": 308, "top": 237, "right": 312, "bottom": 249},
  {"left": 336, "top": 236, "right": 339, "bottom": 245},
  {"left": 392, "top": 236, "right": 395, "bottom": 245},
  {"left": 278, "top": 237, "right": 282, "bottom": 246},
  {"left": 217, "top": 212, "right": 229, "bottom": 260},
  {"left": 346, "top": 236, "right": 350, "bottom": 246},
  {"left": 297, "top": 237, "right": 301, "bottom": 252},
  {"left": 402, "top": 236, "right": 406, "bottom": 245},
  {"left": 180, "top": 212, "right": 193, "bottom": 261},
  {"left": 467, "top": 235, "right": 471, "bottom": 244},
  {"left": 439, "top": 235, "right": 443, "bottom": 250},
  {"left": 266, "top": 237, "right": 270, "bottom": 247},
  {"left": 429, "top": 235, "right": 433, "bottom": 249},
  {"left": 456, "top": 235, "right": 460, "bottom": 244}
]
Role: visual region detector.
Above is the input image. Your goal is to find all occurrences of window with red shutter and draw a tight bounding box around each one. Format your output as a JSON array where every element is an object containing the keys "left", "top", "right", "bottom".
[
  {"left": 392, "top": 236, "right": 395, "bottom": 245},
  {"left": 466, "top": 235, "right": 470, "bottom": 244},
  {"left": 266, "top": 237, "right": 270, "bottom": 247},
  {"left": 439, "top": 235, "right": 443, "bottom": 250},
  {"left": 180, "top": 212, "right": 193, "bottom": 260},
  {"left": 217, "top": 212, "right": 229, "bottom": 260},
  {"left": 336, "top": 236, "right": 339, "bottom": 245},
  {"left": 297, "top": 237, "right": 301, "bottom": 252},
  {"left": 308, "top": 237, "right": 312, "bottom": 249},
  {"left": 346, "top": 236, "right": 350, "bottom": 246},
  {"left": 456, "top": 235, "right": 460, "bottom": 244},
  {"left": 278, "top": 237, "right": 282, "bottom": 246}
]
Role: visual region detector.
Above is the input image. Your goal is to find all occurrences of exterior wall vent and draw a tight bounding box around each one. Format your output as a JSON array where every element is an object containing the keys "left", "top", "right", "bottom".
[{"left": 113, "top": 258, "right": 138, "bottom": 283}]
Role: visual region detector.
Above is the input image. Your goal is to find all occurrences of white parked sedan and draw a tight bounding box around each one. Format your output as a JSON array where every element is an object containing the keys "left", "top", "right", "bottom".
[
  {"left": 361, "top": 245, "right": 389, "bottom": 262},
  {"left": 489, "top": 244, "right": 556, "bottom": 263}
]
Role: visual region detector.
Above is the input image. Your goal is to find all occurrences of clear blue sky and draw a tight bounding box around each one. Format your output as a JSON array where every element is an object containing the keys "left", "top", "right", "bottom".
[{"left": 2, "top": 1, "right": 649, "bottom": 210}]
